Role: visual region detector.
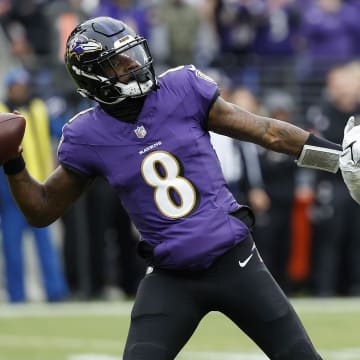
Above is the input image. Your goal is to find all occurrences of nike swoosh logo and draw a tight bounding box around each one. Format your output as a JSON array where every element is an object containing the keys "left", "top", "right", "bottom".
[
  {"left": 238, "top": 253, "right": 254, "bottom": 268},
  {"left": 342, "top": 141, "right": 356, "bottom": 161},
  {"left": 343, "top": 141, "right": 356, "bottom": 151}
]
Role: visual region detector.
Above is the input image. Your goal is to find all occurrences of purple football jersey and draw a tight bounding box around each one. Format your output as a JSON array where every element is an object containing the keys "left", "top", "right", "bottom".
[{"left": 58, "top": 65, "right": 250, "bottom": 270}]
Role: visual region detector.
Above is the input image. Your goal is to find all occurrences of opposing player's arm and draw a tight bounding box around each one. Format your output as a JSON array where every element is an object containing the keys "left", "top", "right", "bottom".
[
  {"left": 6, "top": 165, "right": 92, "bottom": 227},
  {"left": 208, "top": 96, "right": 309, "bottom": 156},
  {"left": 340, "top": 116, "right": 360, "bottom": 204}
]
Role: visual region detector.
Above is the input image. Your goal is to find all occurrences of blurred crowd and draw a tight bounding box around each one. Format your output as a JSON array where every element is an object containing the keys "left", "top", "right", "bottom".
[{"left": 1, "top": 0, "right": 360, "bottom": 303}]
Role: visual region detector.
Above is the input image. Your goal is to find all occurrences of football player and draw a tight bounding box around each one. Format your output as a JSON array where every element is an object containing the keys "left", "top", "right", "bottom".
[
  {"left": 340, "top": 115, "right": 360, "bottom": 204},
  {"left": 3, "top": 16, "right": 340, "bottom": 359}
]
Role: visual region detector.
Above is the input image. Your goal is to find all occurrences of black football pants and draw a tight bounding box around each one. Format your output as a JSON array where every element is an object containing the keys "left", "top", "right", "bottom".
[{"left": 123, "top": 235, "right": 322, "bottom": 360}]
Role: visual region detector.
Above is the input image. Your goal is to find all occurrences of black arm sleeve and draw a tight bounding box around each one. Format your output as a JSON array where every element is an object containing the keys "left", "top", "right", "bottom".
[{"left": 305, "top": 133, "right": 342, "bottom": 152}]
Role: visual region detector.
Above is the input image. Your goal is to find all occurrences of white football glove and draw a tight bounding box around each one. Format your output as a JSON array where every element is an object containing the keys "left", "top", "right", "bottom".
[{"left": 340, "top": 116, "right": 360, "bottom": 204}]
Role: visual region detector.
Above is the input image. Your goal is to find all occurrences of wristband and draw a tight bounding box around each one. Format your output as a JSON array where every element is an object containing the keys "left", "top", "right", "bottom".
[
  {"left": 3, "top": 155, "right": 26, "bottom": 175},
  {"left": 296, "top": 133, "right": 342, "bottom": 173}
]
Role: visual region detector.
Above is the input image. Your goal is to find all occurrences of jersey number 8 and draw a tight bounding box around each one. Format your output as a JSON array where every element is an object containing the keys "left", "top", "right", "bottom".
[{"left": 141, "top": 150, "right": 197, "bottom": 219}]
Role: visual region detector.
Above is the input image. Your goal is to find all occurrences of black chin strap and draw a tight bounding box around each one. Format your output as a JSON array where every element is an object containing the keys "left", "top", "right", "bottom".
[{"left": 100, "top": 96, "right": 146, "bottom": 123}]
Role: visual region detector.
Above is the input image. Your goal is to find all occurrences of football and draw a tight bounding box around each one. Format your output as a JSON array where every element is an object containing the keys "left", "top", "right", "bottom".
[{"left": 0, "top": 112, "right": 26, "bottom": 165}]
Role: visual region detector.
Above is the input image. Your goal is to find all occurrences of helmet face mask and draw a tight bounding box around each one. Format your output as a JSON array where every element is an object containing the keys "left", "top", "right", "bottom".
[{"left": 65, "top": 17, "right": 157, "bottom": 104}]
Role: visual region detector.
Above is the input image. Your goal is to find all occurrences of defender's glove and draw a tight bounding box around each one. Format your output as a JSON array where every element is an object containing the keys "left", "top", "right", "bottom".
[{"left": 340, "top": 116, "right": 360, "bottom": 204}]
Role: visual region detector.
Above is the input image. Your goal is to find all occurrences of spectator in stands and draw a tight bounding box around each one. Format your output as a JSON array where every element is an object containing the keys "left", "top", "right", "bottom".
[
  {"left": 190, "top": 0, "right": 219, "bottom": 68},
  {"left": 84, "top": 178, "right": 147, "bottom": 299},
  {"left": 10, "top": 0, "right": 50, "bottom": 59},
  {"left": 61, "top": 175, "right": 147, "bottom": 300},
  {"left": 305, "top": 63, "right": 360, "bottom": 296},
  {"left": 0, "top": 0, "right": 16, "bottom": 99},
  {"left": 151, "top": 0, "right": 200, "bottom": 68},
  {"left": 0, "top": 0, "right": 14, "bottom": 42},
  {"left": 247, "top": 89, "right": 299, "bottom": 293},
  {"left": 228, "top": 86, "right": 268, "bottom": 206},
  {"left": 44, "top": 0, "right": 90, "bottom": 100},
  {"left": 212, "top": 0, "right": 262, "bottom": 93},
  {"left": 347, "top": 0, "right": 360, "bottom": 57},
  {"left": 209, "top": 77, "right": 247, "bottom": 203},
  {"left": 0, "top": 67, "right": 68, "bottom": 303},
  {"left": 298, "top": 0, "right": 360, "bottom": 110},
  {"left": 4, "top": 18, "right": 53, "bottom": 101},
  {"left": 253, "top": 0, "right": 302, "bottom": 91}
]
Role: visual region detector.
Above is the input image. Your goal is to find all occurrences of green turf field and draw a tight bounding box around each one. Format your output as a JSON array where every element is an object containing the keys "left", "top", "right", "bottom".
[{"left": 0, "top": 298, "right": 359, "bottom": 360}]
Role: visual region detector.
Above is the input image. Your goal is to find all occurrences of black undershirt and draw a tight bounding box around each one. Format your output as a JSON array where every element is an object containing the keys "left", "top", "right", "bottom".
[{"left": 100, "top": 96, "right": 146, "bottom": 123}]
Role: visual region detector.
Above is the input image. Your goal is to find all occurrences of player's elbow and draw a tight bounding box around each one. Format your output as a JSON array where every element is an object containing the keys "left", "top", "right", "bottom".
[
  {"left": 26, "top": 214, "right": 54, "bottom": 228},
  {"left": 20, "top": 205, "right": 56, "bottom": 227}
]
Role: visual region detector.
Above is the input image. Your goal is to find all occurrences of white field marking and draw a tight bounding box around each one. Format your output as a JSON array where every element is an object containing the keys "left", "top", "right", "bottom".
[
  {"left": 66, "top": 353, "right": 266, "bottom": 360},
  {"left": 0, "top": 298, "right": 359, "bottom": 318},
  {"left": 0, "top": 301, "right": 133, "bottom": 318},
  {"left": 181, "top": 352, "right": 267, "bottom": 360},
  {"left": 184, "top": 349, "right": 360, "bottom": 360},
  {"left": 0, "top": 333, "right": 360, "bottom": 360},
  {"left": 291, "top": 297, "right": 360, "bottom": 313},
  {"left": 0, "top": 334, "right": 123, "bottom": 351},
  {"left": 66, "top": 349, "right": 360, "bottom": 360},
  {"left": 0, "top": 336, "right": 359, "bottom": 360},
  {"left": 68, "top": 356, "right": 120, "bottom": 360}
]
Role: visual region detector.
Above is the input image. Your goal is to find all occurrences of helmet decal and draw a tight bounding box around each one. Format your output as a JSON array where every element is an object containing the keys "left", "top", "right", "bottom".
[
  {"left": 67, "top": 34, "right": 103, "bottom": 61},
  {"left": 114, "top": 35, "right": 134, "bottom": 49}
]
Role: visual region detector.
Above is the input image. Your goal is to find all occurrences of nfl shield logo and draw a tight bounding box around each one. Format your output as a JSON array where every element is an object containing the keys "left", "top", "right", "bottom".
[{"left": 134, "top": 125, "right": 147, "bottom": 138}]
